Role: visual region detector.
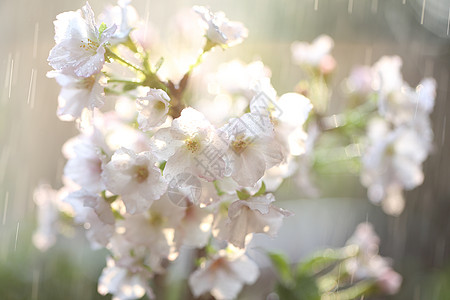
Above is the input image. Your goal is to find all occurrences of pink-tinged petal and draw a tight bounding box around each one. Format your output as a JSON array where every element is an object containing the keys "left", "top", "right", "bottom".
[
  {"left": 258, "top": 138, "right": 284, "bottom": 168},
  {"left": 163, "top": 148, "right": 192, "bottom": 179},
  {"left": 231, "top": 148, "right": 266, "bottom": 187},
  {"left": 151, "top": 128, "right": 182, "bottom": 161},
  {"left": 188, "top": 264, "right": 216, "bottom": 297},
  {"left": 228, "top": 255, "right": 260, "bottom": 284},
  {"left": 136, "top": 89, "right": 170, "bottom": 131}
]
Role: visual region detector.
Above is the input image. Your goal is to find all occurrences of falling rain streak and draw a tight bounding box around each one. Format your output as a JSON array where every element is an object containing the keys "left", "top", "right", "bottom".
[
  {"left": 447, "top": 8, "right": 449, "bottom": 35},
  {"left": 348, "top": 0, "right": 353, "bottom": 14},
  {"left": 28, "top": 68, "right": 37, "bottom": 108},
  {"left": 33, "top": 23, "right": 39, "bottom": 59},
  {"left": 8, "top": 58, "right": 13, "bottom": 99},
  {"left": 14, "top": 221, "right": 19, "bottom": 251},
  {"left": 421, "top": 0, "right": 426, "bottom": 25},
  {"left": 2, "top": 192, "right": 9, "bottom": 225},
  {"left": 314, "top": 0, "right": 319, "bottom": 11}
]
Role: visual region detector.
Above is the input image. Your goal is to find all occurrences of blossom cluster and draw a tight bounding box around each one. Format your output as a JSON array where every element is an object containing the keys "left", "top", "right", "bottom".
[
  {"left": 41, "top": 2, "right": 313, "bottom": 299},
  {"left": 33, "top": 1, "right": 433, "bottom": 299},
  {"left": 350, "top": 57, "right": 436, "bottom": 215}
]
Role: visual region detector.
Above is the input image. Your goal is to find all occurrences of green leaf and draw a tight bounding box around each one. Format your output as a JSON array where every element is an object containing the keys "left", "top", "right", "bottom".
[
  {"left": 98, "top": 22, "right": 107, "bottom": 37},
  {"left": 213, "top": 181, "right": 225, "bottom": 196},
  {"left": 154, "top": 57, "right": 164, "bottom": 73},
  {"left": 268, "top": 252, "right": 292, "bottom": 285},
  {"left": 254, "top": 181, "right": 266, "bottom": 197},
  {"left": 236, "top": 189, "right": 251, "bottom": 200},
  {"left": 297, "top": 246, "right": 358, "bottom": 276},
  {"left": 159, "top": 161, "right": 167, "bottom": 173}
]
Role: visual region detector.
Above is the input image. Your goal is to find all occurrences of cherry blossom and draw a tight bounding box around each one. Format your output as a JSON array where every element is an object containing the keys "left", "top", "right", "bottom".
[
  {"left": 136, "top": 88, "right": 171, "bottom": 131},
  {"left": 188, "top": 249, "right": 259, "bottom": 299},
  {"left": 223, "top": 193, "right": 292, "bottom": 248},
  {"left": 291, "top": 35, "right": 335, "bottom": 73},
  {"left": 48, "top": 2, "right": 116, "bottom": 77},
  {"left": 47, "top": 71, "right": 106, "bottom": 121},
  {"left": 102, "top": 148, "right": 167, "bottom": 214},
  {"left": 98, "top": 257, "right": 154, "bottom": 300},
  {"left": 219, "top": 112, "right": 284, "bottom": 187},
  {"left": 151, "top": 107, "right": 228, "bottom": 181},
  {"left": 194, "top": 6, "right": 248, "bottom": 49}
]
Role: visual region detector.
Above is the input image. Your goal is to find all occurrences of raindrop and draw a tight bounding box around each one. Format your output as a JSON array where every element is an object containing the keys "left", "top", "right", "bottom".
[
  {"left": 314, "top": 0, "right": 319, "bottom": 11},
  {"left": 447, "top": 8, "right": 450, "bottom": 35},
  {"left": 421, "top": 0, "right": 426, "bottom": 25},
  {"left": 2, "top": 192, "right": 9, "bottom": 225},
  {"left": 27, "top": 68, "right": 37, "bottom": 106},
  {"left": 8, "top": 58, "right": 13, "bottom": 99},
  {"left": 33, "top": 23, "right": 39, "bottom": 59},
  {"left": 14, "top": 221, "right": 20, "bottom": 251},
  {"left": 348, "top": 0, "right": 354, "bottom": 14}
]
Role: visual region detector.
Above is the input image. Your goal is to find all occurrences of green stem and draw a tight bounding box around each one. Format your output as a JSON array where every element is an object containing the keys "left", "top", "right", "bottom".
[
  {"left": 188, "top": 50, "right": 207, "bottom": 74},
  {"left": 108, "top": 78, "right": 142, "bottom": 85},
  {"left": 106, "top": 48, "right": 146, "bottom": 75}
]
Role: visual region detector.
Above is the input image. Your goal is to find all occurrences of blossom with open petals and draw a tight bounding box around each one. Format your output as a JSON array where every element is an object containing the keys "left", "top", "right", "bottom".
[
  {"left": 194, "top": 6, "right": 248, "bottom": 49},
  {"left": 188, "top": 249, "right": 259, "bottom": 299},
  {"left": 47, "top": 71, "right": 106, "bottom": 121},
  {"left": 151, "top": 107, "right": 228, "bottom": 181},
  {"left": 250, "top": 80, "right": 312, "bottom": 156},
  {"left": 102, "top": 148, "right": 167, "bottom": 214},
  {"left": 220, "top": 112, "right": 284, "bottom": 187},
  {"left": 291, "top": 35, "right": 335, "bottom": 73},
  {"left": 361, "top": 119, "right": 431, "bottom": 215},
  {"left": 98, "top": 0, "right": 139, "bottom": 44},
  {"left": 48, "top": 2, "right": 116, "bottom": 77},
  {"left": 64, "top": 189, "right": 115, "bottom": 248},
  {"left": 136, "top": 88, "right": 171, "bottom": 131},
  {"left": 224, "top": 193, "right": 292, "bottom": 248},
  {"left": 345, "top": 223, "right": 402, "bottom": 295},
  {"left": 98, "top": 257, "right": 154, "bottom": 300}
]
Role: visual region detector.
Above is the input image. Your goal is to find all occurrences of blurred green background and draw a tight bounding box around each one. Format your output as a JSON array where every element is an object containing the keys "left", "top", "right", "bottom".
[{"left": 0, "top": 0, "right": 450, "bottom": 299}]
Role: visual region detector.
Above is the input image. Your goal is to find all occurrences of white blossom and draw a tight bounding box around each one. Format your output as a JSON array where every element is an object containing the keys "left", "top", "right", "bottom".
[
  {"left": 98, "top": 257, "right": 154, "bottom": 300},
  {"left": 220, "top": 112, "right": 284, "bottom": 187},
  {"left": 151, "top": 107, "right": 228, "bottom": 181},
  {"left": 223, "top": 193, "right": 292, "bottom": 248},
  {"left": 291, "top": 35, "right": 335, "bottom": 72},
  {"left": 194, "top": 6, "right": 248, "bottom": 48},
  {"left": 136, "top": 88, "right": 171, "bottom": 131},
  {"left": 361, "top": 118, "right": 431, "bottom": 215},
  {"left": 188, "top": 249, "right": 259, "bottom": 299},
  {"left": 64, "top": 189, "right": 115, "bottom": 248},
  {"left": 48, "top": 2, "right": 116, "bottom": 77},
  {"left": 102, "top": 148, "right": 167, "bottom": 214},
  {"left": 345, "top": 223, "right": 402, "bottom": 295},
  {"left": 32, "top": 185, "right": 63, "bottom": 251},
  {"left": 63, "top": 132, "right": 108, "bottom": 194},
  {"left": 47, "top": 71, "right": 106, "bottom": 121},
  {"left": 98, "top": 0, "right": 139, "bottom": 44},
  {"left": 250, "top": 84, "right": 313, "bottom": 156}
]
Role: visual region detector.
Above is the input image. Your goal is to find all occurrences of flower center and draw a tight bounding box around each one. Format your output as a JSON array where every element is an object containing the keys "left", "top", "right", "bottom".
[
  {"left": 149, "top": 211, "right": 165, "bottom": 227},
  {"left": 185, "top": 138, "right": 200, "bottom": 153},
  {"left": 133, "top": 165, "right": 149, "bottom": 183},
  {"left": 79, "top": 38, "right": 99, "bottom": 51},
  {"left": 231, "top": 135, "right": 251, "bottom": 154},
  {"left": 76, "top": 76, "right": 96, "bottom": 90},
  {"left": 154, "top": 100, "right": 166, "bottom": 112}
]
